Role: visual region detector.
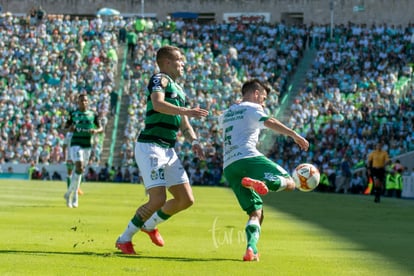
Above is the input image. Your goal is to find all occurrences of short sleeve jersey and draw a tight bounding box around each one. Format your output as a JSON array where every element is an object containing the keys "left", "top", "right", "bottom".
[
  {"left": 220, "top": 102, "right": 269, "bottom": 168},
  {"left": 66, "top": 109, "right": 99, "bottom": 148},
  {"left": 138, "top": 73, "right": 186, "bottom": 148},
  {"left": 368, "top": 150, "right": 390, "bottom": 168}
]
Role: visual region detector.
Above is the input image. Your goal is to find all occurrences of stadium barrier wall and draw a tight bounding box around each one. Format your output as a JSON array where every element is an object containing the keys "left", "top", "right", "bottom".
[
  {"left": 0, "top": 163, "right": 99, "bottom": 180},
  {"left": 1, "top": 163, "right": 413, "bottom": 198},
  {"left": 402, "top": 176, "right": 414, "bottom": 198}
]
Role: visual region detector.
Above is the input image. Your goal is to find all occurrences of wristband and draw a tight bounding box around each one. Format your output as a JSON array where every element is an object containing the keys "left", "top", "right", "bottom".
[{"left": 192, "top": 140, "right": 200, "bottom": 146}]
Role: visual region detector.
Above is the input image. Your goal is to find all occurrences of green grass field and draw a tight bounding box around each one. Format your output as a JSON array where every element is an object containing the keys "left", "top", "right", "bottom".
[{"left": 0, "top": 179, "right": 413, "bottom": 276}]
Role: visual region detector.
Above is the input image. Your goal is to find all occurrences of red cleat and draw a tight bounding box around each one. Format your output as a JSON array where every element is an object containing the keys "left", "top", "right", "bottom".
[
  {"left": 243, "top": 247, "right": 259, "bottom": 262},
  {"left": 115, "top": 237, "right": 136, "bottom": 254},
  {"left": 241, "top": 177, "right": 269, "bottom": 195},
  {"left": 141, "top": 228, "right": 165, "bottom": 247}
]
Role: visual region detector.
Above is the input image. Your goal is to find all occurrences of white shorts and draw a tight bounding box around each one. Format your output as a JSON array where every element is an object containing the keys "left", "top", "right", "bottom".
[
  {"left": 69, "top": 146, "right": 92, "bottom": 165},
  {"left": 64, "top": 132, "right": 73, "bottom": 146},
  {"left": 135, "top": 142, "right": 189, "bottom": 190}
]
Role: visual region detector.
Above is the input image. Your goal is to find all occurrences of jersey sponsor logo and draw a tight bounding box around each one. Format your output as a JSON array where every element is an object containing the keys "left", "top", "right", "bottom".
[
  {"left": 223, "top": 151, "right": 242, "bottom": 162},
  {"left": 151, "top": 75, "right": 169, "bottom": 91},
  {"left": 222, "top": 108, "right": 246, "bottom": 123}
]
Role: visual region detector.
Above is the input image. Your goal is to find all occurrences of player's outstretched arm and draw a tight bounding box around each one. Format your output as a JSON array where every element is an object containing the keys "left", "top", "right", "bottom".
[
  {"left": 151, "top": 92, "right": 208, "bottom": 118},
  {"left": 264, "top": 117, "right": 309, "bottom": 151}
]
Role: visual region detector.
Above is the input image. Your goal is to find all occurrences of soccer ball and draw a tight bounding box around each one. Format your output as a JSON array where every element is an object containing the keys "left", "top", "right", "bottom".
[{"left": 292, "top": 163, "right": 320, "bottom": 192}]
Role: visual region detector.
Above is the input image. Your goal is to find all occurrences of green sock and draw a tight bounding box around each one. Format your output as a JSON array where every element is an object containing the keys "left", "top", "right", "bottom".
[
  {"left": 157, "top": 209, "right": 171, "bottom": 220},
  {"left": 245, "top": 222, "right": 261, "bottom": 254},
  {"left": 266, "top": 174, "right": 289, "bottom": 191},
  {"left": 66, "top": 176, "right": 71, "bottom": 188},
  {"left": 131, "top": 214, "right": 145, "bottom": 228}
]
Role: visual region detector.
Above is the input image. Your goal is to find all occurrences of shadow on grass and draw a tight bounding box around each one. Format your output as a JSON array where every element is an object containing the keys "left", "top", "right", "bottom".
[
  {"left": 263, "top": 191, "right": 414, "bottom": 271},
  {"left": 0, "top": 250, "right": 240, "bottom": 262}
]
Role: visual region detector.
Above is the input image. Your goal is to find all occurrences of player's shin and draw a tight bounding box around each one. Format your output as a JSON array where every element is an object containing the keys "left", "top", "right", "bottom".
[{"left": 245, "top": 220, "right": 261, "bottom": 253}]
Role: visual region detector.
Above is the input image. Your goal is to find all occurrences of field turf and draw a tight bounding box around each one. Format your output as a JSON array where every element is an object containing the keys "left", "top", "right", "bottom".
[{"left": 0, "top": 180, "right": 413, "bottom": 275}]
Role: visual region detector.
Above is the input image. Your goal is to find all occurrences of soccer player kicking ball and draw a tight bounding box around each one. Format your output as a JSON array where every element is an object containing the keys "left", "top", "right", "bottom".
[{"left": 219, "top": 79, "right": 309, "bottom": 261}]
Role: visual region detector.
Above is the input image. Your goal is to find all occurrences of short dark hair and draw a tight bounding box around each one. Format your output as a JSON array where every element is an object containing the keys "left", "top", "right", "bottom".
[
  {"left": 78, "top": 93, "right": 88, "bottom": 100},
  {"left": 241, "top": 79, "right": 270, "bottom": 96},
  {"left": 156, "top": 45, "right": 181, "bottom": 65}
]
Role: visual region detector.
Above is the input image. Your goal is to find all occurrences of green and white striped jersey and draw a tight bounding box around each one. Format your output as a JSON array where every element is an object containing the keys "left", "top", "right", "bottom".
[{"left": 138, "top": 73, "right": 186, "bottom": 148}]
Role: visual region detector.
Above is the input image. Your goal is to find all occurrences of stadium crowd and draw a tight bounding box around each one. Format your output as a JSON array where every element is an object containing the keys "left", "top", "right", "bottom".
[
  {"left": 120, "top": 17, "right": 414, "bottom": 191},
  {"left": 0, "top": 11, "right": 118, "bottom": 166},
  {"left": 0, "top": 11, "right": 413, "bottom": 193}
]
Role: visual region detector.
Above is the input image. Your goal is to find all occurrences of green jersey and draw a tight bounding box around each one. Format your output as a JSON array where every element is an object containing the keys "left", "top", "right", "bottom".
[
  {"left": 66, "top": 109, "right": 99, "bottom": 148},
  {"left": 138, "top": 73, "right": 186, "bottom": 148}
]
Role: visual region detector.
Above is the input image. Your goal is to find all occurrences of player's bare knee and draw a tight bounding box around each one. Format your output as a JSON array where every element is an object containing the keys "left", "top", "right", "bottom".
[
  {"left": 75, "top": 163, "right": 84, "bottom": 175},
  {"left": 260, "top": 212, "right": 264, "bottom": 225},
  {"left": 182, "top": 196, "right": 194, "bottom": 209}
]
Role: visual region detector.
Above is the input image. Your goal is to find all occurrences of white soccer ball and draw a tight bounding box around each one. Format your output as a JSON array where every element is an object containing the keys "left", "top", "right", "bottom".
[{"left": 292, "top": 163, "right": 320, "bottom": 192}]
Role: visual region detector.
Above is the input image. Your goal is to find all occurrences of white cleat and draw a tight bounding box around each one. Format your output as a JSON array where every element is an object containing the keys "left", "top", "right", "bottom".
[
  {"left": 64, "top": 192, "right": 72, "bottom": 208},
  {"left": 72, "top": 194, "right": 78, "bottom": 208}
]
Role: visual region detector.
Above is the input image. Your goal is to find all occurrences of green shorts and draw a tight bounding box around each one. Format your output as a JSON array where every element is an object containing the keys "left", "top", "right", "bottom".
[{"left": 224, "top": 156, "right": 290, "bottom": 214}]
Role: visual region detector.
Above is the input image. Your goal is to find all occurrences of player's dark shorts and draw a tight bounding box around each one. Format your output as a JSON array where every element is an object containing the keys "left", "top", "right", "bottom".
[{"left": 371, "top": 167, "right": 386, "bottom": 182}]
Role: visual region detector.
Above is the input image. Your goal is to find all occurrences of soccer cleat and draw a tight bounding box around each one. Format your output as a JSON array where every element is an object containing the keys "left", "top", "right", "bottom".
[
  {"left": 141, "top": 228, "right": 165, "bottom": 247},
  {"left": 115, "top": 237, "right": 136, "bottom": 254},
  {"left": 243, "top": 247, "right": 259, "bottom": 262},
  {"left": 72, "top": 195, "right": 78, "bottom": 208},
  {"left": 64, "top": 192, "right": 72, "bottom": 208},
  {"left": 77, "top": 188, "right": 84, "bottom": 196},
  {"left": 241, "top": 177, "right": 269, "bottom": 195}
]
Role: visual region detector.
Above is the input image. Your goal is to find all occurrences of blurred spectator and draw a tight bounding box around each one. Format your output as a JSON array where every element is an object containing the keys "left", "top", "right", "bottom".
[
  {"left": 336, "top": 156, "right": 352, "bottom": 193},
  {"left": 131, "top": 167, "right": 140, "bottom": 183},
  {"left": 316, "top": 168, "right": 332, "bottom": 192},
  {"left": 52, "top": 171, "right": 62, "bottom": 180},
  {"left": 123, "top": 167, "right": 132, "bottom": 183},
  {"left": 385, "top": 168, "right": 403, "bottom": 198},
  {"left": 85, "top": 167, "right": 98, "bottom": 182},
  {"left": 41, "top": 167, "right": 50, "bottom": 180},
  {"left": 190, "top": 167, "right": 203, "bottom": 186},
  {"left": 98, "top": 166, "right": 109, "bottom": 181},
  {"left": 349, "top": 171, "right": 365, "bottom": 194}
]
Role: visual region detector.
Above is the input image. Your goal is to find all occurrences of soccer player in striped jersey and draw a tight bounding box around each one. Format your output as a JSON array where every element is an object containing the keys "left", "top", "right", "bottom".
[
  {"left": 63, "top": 93, "right": 103, "bottom": 208},
  {"left": 116, "top": 45, "right": 209, "bottom": 254}
]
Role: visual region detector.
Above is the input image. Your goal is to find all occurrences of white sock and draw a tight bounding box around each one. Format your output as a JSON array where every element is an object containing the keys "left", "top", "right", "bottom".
[
  {"left": 69, "top": 173, "right": 81, "bottom": 192},
  {"left": 119, "top": 221, "right": 140, "bottom": 242},
  {"left": 142, "top": 212, "right": 166, "bottom": 230},
  {"left": 246, "top": 219, "right": 261, "bottom": 228},
  {"left": 275, "top": 176, "right": 287, "bottom": 192}
]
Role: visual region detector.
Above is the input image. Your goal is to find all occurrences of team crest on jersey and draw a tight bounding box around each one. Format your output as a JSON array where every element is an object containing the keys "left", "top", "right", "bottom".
[
  {"left": 150, "top": 169, "right": 158, "bottom": 180},
  {"left": 160, "top": 76, "right": 169, "bottom": 88},
  {"left": 150, "top": 168, "right": 165, "bottom": 180},
  {"left": 264, "top": 172, "right": 278, "bottom": 182}
]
